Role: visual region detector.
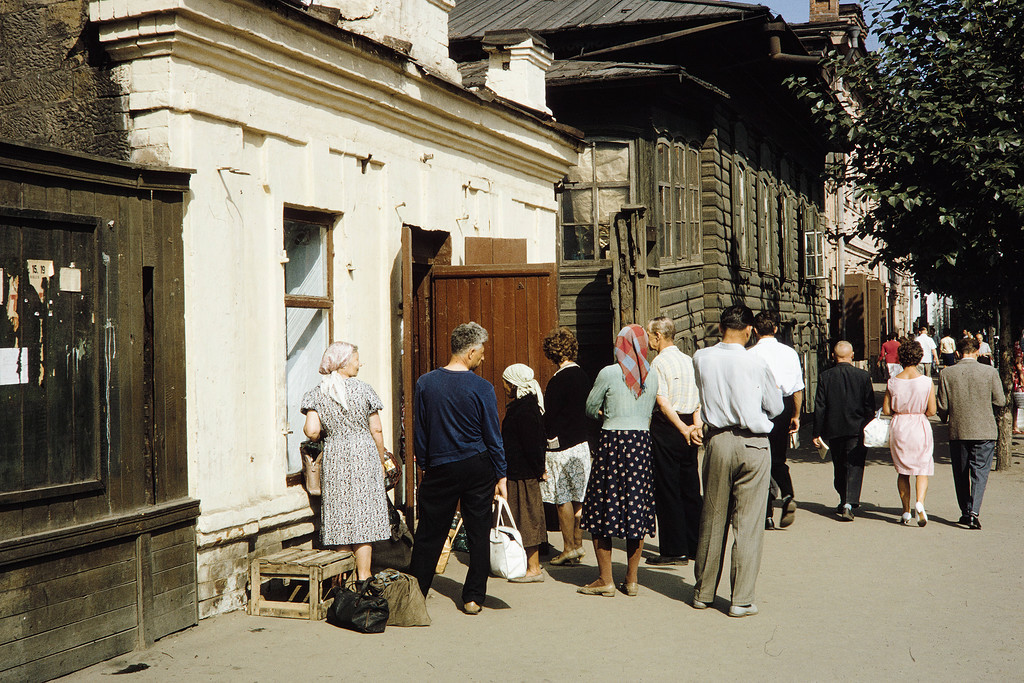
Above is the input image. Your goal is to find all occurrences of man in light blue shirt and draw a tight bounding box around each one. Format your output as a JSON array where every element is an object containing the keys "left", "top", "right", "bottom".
[{"left": 691, "top": 305, "right": 783, "bottom": 618}]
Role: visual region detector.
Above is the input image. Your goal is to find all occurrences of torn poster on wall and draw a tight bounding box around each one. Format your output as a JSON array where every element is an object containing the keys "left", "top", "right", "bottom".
[
  {"left": 0, "top": 347, "right": 29, "bottom": 385},
  {"left": 5, "top": 273, "right": 17, "bottom": 332},
  {"left": 27, "top": 259, "right": 54, "bottom": 302}
]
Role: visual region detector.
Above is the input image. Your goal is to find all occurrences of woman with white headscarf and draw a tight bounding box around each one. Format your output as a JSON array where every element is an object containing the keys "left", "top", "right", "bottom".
[
  {"left": 301, "top": 341, "right": 391, "bottom": 580},
  {"left": 500, "top": 363, "right": 548, "bottom": 583}
]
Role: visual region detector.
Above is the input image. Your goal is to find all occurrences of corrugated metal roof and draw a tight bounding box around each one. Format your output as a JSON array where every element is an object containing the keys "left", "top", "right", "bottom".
[{"left": 450, "top": 0, "right": 771, "bottom": 40}]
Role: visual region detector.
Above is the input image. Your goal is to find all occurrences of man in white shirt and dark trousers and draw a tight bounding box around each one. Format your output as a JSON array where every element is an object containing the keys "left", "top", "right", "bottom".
[
  {"left": 645, "top": 316, "right": 702, "bottom": 566},
  {"left": 692, "top": 305, "right": 783, "bottom": 617},
  {"left": 915, "top": 326, "right": 939, "bottom": 376},
  {"left": 748, "top": 311, "right": 804, "bottom": 530}
]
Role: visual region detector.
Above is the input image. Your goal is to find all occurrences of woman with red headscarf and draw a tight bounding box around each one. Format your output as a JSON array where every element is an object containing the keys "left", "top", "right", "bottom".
[{"left": 576, "top": 325, "right": 659, "bottom": 597}]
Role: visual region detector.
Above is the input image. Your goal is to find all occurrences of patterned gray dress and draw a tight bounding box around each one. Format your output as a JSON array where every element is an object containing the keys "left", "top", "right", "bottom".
[{"left": 301, "top": 379, "right": 390, "bottom": 546}]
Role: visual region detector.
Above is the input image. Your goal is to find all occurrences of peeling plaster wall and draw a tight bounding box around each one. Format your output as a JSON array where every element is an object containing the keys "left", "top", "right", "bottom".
[{"left": 91, "top": 0, "right": 577, "bottom": 617}]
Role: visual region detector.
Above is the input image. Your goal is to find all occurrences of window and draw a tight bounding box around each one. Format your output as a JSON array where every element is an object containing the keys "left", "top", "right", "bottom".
[
  {"left": 778, "top": 190, "right": 793, "bottom": 281},
  {"left": 757, "top": 174, "right": 770, "bottom": 273},
  {"left": 656, "top": 140, "right": 702, "bottom": 263},
  {"left": 284, "top": 210, "right": 333, "bottom": 476},
  {"left": 802, "top": 205, "right": 826, "bottom": 280},
  {"left": 560, "top": 141, "right": 630, "bottom": 261},
  {"left": 732, "top": 157, "right": 756, "bottom": 268}
]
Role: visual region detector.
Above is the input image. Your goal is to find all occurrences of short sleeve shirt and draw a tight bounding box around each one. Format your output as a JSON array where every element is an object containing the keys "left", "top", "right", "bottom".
[
  {"left": 916, "top": 334, "right": 937, "bottom": 362},
  {"left": 651, "top": 346, "right": 700, "bottom": 414},
  {"left": 748, "top": 337, "right": 805, "bottom": 397}
]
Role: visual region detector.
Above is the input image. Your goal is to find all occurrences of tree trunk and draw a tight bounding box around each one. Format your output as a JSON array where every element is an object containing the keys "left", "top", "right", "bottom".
[{"left": 995, "top": 298, "right": 1014, "bottom": 471}]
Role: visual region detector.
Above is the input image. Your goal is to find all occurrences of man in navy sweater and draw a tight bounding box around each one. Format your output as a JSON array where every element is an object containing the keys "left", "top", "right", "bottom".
[{"left": 409, "top": 322, "right": 507, "bottom": 615}]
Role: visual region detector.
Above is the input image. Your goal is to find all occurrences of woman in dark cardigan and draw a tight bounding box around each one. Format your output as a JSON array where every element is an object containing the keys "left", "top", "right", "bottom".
[
  {"left": 541, "top": 327, "right": 594, "bottom": 566},
  {"left": 501, "top": 363, "right": 549, "bottom": 582}
]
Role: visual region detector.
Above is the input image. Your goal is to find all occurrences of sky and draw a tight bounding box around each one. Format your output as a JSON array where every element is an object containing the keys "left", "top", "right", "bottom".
[{"left": 762, "top": 0, "right": 811, "bottom": 23}]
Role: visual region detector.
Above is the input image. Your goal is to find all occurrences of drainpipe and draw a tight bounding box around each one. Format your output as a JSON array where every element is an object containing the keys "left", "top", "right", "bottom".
[{"left": 765, "top": 22, "right": 821, "bottom": 66}]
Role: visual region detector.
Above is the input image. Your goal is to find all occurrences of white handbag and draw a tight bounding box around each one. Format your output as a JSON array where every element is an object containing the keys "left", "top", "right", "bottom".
[
  {"left": 862, "top": 408, "right": 891, "bottom": 448},
  {"left": 489, "top": 497, "right": 528, "bottom": 579}
]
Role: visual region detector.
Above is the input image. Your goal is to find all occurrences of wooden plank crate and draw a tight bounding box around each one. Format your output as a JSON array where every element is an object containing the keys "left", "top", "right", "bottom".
[{"left": 248, "top": 548, "right": 355, "bottom": 620}]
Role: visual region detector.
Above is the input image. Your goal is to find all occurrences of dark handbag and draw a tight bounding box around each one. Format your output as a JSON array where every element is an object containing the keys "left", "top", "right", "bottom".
[
  {"left": 326, "top": 578, "right": 389, "bottom": 633},
  {"left": 383, "top": 449, "right": 402, "bottom": 491},
  {"left": 370, "top": 498, "right": 413, "bottom": 572}
]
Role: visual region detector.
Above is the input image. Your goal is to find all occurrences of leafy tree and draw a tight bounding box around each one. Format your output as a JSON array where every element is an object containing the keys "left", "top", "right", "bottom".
[{"left": 792, "top": 0, "right": 1024, "bottom": 468}]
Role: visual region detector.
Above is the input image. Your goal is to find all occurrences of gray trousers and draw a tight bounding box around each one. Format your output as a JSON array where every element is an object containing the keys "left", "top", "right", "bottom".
[
  {"left": 693, "top": 429, "right": 771, "bottom": 607},
  {"left": 949, "top": 440, "right": 995, "bottom": 516}
]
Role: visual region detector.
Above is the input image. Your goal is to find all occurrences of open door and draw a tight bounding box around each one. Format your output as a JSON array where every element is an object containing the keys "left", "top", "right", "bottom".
[{"left": 610, "top": 205, "right": 659, "bottom": 331}]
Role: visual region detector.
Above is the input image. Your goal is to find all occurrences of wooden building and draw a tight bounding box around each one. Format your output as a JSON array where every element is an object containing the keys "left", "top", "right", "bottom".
[
  {"left": 0, "top": 140, "right": 196, "bottom": 681},
  {"left": 451, "top": 0, "right": 833, "bottom": 393}
]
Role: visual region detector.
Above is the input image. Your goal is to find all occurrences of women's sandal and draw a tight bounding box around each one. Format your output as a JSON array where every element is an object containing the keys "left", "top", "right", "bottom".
[
  {"left": 549, "top": 547, "right": 584, "bottom": 566},
  {"left": 900, "top": 512, "right": 913, "bottom": 526},
  {"left": 576, "top": 584, "right": 616, "bottom": 597},
  {"left": 915, "top": 502, "right": 928, "bottom": 527},
  {"left": 618, "top": 581, "right": 638, "bottom": 597}
]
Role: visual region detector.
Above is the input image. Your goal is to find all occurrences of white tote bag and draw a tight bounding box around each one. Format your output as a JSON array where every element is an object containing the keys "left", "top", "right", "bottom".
[
  {"left": 489, "top": 497, "right": 528, "bottom": 579},
  {"left": 862, "top": 408, "right": 891, "bottom": 448}
]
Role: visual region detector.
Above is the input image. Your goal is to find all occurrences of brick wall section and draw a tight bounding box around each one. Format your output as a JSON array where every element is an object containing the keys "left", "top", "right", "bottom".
[{"left": 0, "top": 0, "right": 129, "bottom": 158}]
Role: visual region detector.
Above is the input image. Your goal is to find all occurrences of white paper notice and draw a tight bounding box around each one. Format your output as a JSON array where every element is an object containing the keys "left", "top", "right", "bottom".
[
  {"left": 0, "top": 347, "right": 29, "bottom": 385},
  {"left": 27, "top": 260, "right": 54, "bottom": 302},
  {"left": 59, "top": 267, "right": 82, "bottom": 292}
]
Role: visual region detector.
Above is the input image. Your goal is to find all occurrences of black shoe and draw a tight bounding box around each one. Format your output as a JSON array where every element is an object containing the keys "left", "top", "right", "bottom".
[
  {"left": 957, "top": 514, "right": 971, "bottom": 526},
  {"left": 969, "top": 515, "right": 982, "bottom": 530},
  {"left": 779, "top": 496, "right": 797, "bottom": 528},
  {"left": 645, "top": 555, "right": 689, "bottom": 566},
  {"left": 765, "top": 517, "right": 776, "bottom": 531}
]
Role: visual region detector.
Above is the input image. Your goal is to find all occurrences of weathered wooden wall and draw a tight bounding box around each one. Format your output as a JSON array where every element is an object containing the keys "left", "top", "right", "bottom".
[{"left": 0, "top": 140, "right": 197, "bottom": 682}]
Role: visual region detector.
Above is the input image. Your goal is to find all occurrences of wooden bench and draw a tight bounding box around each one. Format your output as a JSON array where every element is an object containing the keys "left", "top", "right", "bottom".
[{"left": 248, "top": 548, "right": 355, "bottom": 620}]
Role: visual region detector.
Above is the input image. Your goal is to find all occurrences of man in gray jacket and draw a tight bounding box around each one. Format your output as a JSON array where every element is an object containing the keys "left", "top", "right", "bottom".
[{"left": 936, "top": 335, "right": 1006, "bottom": 529}]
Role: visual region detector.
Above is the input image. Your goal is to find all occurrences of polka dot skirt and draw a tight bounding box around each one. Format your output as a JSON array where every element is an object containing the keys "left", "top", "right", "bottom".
[{"left": 581, "top": 430, "right": 656, "bottom": 540}]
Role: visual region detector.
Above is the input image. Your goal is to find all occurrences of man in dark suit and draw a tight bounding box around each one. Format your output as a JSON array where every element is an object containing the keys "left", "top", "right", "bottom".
[
  {"left": 937, "top": 335, "right": 1006, "bottom": 529},
  {"left": 812, "top": 341, "right": 876, "bottom": 521}
]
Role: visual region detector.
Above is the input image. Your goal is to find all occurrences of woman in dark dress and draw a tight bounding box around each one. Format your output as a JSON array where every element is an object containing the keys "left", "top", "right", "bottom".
[
  {"left": 578, "top": 325, "right": 658, "bottom": 597},
  {"left": 541, "top": 327, "right": 594, "bottom": 566},
  {"left": 500, "top": 363, "right": 548, "bottom": 582}
]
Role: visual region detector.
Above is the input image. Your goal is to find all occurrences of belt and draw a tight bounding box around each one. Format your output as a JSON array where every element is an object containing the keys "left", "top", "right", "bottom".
[{"left": 704, "top": 425, "right": 764, "bottom": 439}]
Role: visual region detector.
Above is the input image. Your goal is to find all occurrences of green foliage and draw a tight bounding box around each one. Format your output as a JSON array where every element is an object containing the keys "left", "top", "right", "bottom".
[{"left": 789, "top": 0, "right": 1024, "bottom": 312}]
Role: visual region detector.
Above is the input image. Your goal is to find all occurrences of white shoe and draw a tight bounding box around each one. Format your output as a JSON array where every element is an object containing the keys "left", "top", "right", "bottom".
[{"left": 915, "top": 502, "right": 928, "bottom": 527}]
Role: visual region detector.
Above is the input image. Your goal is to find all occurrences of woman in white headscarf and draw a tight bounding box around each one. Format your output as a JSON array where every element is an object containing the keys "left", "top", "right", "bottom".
[
  {"left": 500, "top": 363, "right": 548, "bottom": 582},
  {"left": 301, "top": 341, "right": 391, "bottom": 580}
]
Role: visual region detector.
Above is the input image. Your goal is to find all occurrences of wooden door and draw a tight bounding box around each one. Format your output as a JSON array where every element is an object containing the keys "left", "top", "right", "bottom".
[
  {"left": 430, "top": 264, "right": 559, "bottom": 421},
  {"left": 843, "top": 273, "right": 866, "bottom": 360},
  {"left": 866, "top": 278, "right": 884, "bottom": 363}
]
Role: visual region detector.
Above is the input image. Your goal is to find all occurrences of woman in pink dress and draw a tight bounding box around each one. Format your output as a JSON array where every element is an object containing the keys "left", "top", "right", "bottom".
[{"left": 882, "top": 340, "right": 937, "bottom": 526}]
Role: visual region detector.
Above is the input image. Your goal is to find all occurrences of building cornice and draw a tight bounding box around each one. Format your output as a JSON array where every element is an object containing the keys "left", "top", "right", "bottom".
[{"left": 90, "top": 0, "right": 580, "bottom": 181}]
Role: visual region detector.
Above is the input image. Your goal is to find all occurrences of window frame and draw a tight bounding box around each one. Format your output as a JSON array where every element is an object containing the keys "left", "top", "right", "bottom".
[
  {"left": 656, "top": 138, "right": 703, "bottom": 266},
  {"left": 559, "top": 139, "right": 633, "bottom": 264},
  {"left": 283, "top": 208, "right": 334, "bottom": 483}
]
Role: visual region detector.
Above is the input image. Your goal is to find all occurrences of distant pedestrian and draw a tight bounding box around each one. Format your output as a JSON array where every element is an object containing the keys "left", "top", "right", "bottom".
[
  {"left": 880, "top": 332, "right": 902, "bottom": 379},
  {"left": 938, "top": 330, "right": 957, "bottom": 368},
  {"left": 577, "top": 325, "right": 659, "bottom": 598},
  {"left": 936, "top": 336, "right": 1005, "bottom": 529},
  {"left": 409, "top": 322, "right": 507, "bottom": 616},
  {"left": 812, "top": 341, "right": 875, "bottom": 521},
  {"left": 748, "top": 311, "right": 803, "bottom": 530},
  {"left": 500, "top": 363, "right": 548, "bottom": 581},
  {"left": 692, "top": 305, "right": 783, "bottom": 617},
  {"left": 975, "top": 333, "right": 993, "bottom": 366},
  {"left": 645, "top": 316, "right": 702, "bottom": 566},
  {"left": 915, "top": 326, "right": 939, "bottom": 377},
  {"left": 1013, "top": 344, "right": 1024, "bottom": 435},
  {"left": 540, "top": 327, "right": 594, "bottom": 567},
  {"left": 883, "top": 340, "right": 937, "bottom": 526}
]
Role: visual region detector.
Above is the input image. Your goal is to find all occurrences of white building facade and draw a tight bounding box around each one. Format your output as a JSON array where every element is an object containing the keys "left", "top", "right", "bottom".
[{"left": 90, "top": 0, "right": 578, "bottom": 617}]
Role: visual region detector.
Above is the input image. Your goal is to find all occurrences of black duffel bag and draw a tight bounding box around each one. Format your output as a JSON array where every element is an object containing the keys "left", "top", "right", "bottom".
[{"left": 326, "top": 578, "right": 388, "bottom": 634}]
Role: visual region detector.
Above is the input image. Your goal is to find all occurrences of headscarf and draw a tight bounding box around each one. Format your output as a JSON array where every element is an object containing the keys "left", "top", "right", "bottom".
[
  {"left": 614, "top": 324, "right": 650, "bottom": 399},
  {"left": 318, "top": 341, "right": 356, "bottom": 411},
  {"left": 502, "top": 363, "right": 545, "bottom": 414}
]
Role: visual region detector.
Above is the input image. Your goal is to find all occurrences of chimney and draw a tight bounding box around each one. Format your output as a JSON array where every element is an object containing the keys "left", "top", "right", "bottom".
[
  {"left": 481, "top": 30, "right": 552, "bottom": 115},
  {"left": 809, "top": 0, "right": 839, "bottom": 22}
]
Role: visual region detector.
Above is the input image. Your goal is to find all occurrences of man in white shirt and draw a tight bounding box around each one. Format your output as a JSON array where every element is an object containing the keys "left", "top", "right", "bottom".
[
  {"left": 692, "top": 304, "right": 783, "bottom": 617},
  {"left": 915, "top": 326, "right": 939, "bottom": 376},
  {"left": 975, "top": 333, "right": 993, "bottom": 365},
  {"left": 645, "top": 316, "right": 702, "bottom": 566},
  {"left": 748, "top": 311, "right": 804, "bottom": 530}
]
